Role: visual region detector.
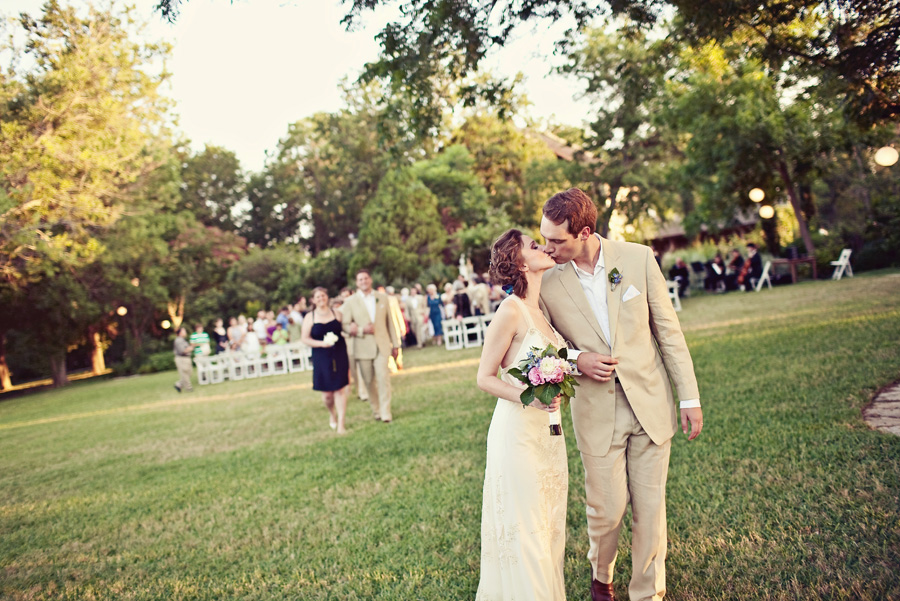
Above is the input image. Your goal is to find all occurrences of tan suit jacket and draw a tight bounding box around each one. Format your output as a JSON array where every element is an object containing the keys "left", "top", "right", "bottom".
[
  {"left": 341, "top": 291, "right": 399, "bottom": 359},
  {"left": 540, "top": 237, "right": 699, "bottom": 456}
]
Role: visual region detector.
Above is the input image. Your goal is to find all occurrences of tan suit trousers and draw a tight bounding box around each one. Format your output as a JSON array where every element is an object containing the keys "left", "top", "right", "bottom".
[
  {"left": 581, "top": 383, "right": 670, "bottom": 601},
  {"left": 175, "top": 356, "right": 193, "bottom": 391},
  {"left": 356, "top": 351, "right": 392, "bottom": 421}
]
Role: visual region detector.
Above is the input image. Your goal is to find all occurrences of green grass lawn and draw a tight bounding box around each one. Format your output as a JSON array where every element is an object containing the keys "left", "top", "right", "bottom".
[{"left": 2, "top": 272, "right": 899, "bottom": 600}]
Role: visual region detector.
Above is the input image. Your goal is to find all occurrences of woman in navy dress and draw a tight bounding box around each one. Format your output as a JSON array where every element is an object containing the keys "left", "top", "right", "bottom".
[
  {"left": 300, "top": 287, "right": 350, "bottom": 434},
  {"left": 425, "top": 284, "right": 444, "bottom": 346}
]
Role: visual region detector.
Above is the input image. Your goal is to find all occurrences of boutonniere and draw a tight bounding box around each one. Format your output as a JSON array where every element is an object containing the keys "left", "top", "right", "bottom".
[{"left": 608, "top": 267, "right": 623, "bottom": 291}]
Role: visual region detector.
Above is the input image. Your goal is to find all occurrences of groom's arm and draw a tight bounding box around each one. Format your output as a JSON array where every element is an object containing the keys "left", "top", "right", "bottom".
[{"left": 644, "top": 247, "right": 703, "bottom": 439}]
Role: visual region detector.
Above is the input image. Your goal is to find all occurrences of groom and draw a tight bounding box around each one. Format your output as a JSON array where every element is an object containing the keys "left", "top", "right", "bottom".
[{"left": 538, "top": 188, "right": 703, "bottom": 601}]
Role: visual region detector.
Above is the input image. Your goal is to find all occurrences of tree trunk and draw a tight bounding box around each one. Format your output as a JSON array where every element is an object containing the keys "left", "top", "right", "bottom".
[
  {"left": 776, "top": 159, "right": 816, "bottom": 258},
  {"left": 49, "top": 352, "right": 68, "bottom": 388},
  {"left": 598, "top": 183, "right": 619, "bottom": 238},
  {"left": 90, "top": 328, "right": 106, "bottom": 375},
  {"left": 0, "top": 333, "right": 12, "bottom": 391}
]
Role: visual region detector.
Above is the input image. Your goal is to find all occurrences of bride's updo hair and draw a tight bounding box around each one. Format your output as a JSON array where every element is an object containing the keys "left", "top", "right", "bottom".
[{"left": 490, "top": 229, "right": 528, "bottom": 298}]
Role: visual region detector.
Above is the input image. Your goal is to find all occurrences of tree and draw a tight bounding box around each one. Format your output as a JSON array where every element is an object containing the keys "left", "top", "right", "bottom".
[
  {"left": 660, "top": 39, "right": 860, "bottom": 257},
  {"left": 410, "top": 144, "right": 490, "bottom": 261},
  {"left": 0, "top": 0, "right": 174, "bottom": 386},
  {"left": 561, "top": 26, "right": 684, "bottom": 236},
  {"left": 350, "top": 167, "right": 446, "bottom": 284},
  {"left": 178, "top": 144, "right": 245, "bottom": 231},
  {"left": 451, "top": 111, "right": 559, "bottom": 228},
  {"left": 0, "top": 0, "right": 173, "bottom": 289}
]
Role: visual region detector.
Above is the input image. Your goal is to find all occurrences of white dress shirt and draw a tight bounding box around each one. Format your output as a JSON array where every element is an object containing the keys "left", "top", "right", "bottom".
[
  {"left": 568, "top": 235, "right": 700, "bottom": 409},
  {"left": 359, "top": 290, "right": 377, "bottom": 323}
]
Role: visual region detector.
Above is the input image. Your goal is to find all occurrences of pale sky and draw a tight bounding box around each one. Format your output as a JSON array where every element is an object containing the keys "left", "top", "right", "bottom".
[{"left": 5, "top": 0, "right": 595, "bottom": 172}]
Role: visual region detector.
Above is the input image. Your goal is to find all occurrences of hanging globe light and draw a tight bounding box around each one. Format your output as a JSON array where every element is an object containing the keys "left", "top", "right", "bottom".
[
  {"left": 116, "top": 306, "right": 128, "bottom": 316},
  {"left": 874, "top": 146, "right": 899, "bottom": 167},
  {"left": 759, "top": 205, "right": 775, "bottom": 219},
  {"left": 749, "top": 188, "right": 765, "bottom": 203},
  {"left": 161, "top": 320, "right": 172, "bottom": 329}
]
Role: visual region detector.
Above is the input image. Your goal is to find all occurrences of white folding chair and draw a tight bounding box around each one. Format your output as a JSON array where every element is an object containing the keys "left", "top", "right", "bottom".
[
  {"left": 830, "top": 248, "right": 853, "bottom": 280},
  {"left": 286, "top": 343, "right": 307, "bottom": 372},
  {"left": 207, "top": 356, "right": 227, "bottom": 384},
  {"left": 267, "top": 347, "right": 289, "bottom": 376},
  {"left": 443, "top": 319, "right": 463, "bottom": 350},
  {"left": 462, "top": 316, "right": 484, "bottom": 348},
  {"left": 666, "top": 281, "right": 682, "bottom": 312},
  {"left": 227, "top": 352, "right": 246, "bottom": 380},
  {"left": 194, "top": 356, "right": 211, "bottom": 385},
  {"left": 754, "top": 261, "right": 773, "bottom": 291},
  {"left": 242, "top": 352, "right": 262, "bottom": 378}
]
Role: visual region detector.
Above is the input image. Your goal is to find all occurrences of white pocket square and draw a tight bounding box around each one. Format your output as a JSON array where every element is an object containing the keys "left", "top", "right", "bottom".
[{"left": 622, "top": 285, "right": 641, "bottom": 302}]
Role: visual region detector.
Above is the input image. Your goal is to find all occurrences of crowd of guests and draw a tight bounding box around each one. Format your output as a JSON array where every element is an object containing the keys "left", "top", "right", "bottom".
[
  {"left": 172, "top": 271, "right": 509, "bottom": 432},
  {"left": 667, "top": 242, "right": 764, "bottom": 297}
]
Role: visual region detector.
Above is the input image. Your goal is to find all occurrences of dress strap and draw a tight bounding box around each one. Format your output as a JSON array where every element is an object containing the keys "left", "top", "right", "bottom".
[{"left": 508, "top": 295, "right": 538, "bottom": 332}]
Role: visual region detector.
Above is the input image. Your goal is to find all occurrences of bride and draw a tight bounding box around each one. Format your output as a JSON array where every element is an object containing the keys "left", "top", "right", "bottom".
[{"left": 475, "top": 229, "right": 568, "bottom": 601}]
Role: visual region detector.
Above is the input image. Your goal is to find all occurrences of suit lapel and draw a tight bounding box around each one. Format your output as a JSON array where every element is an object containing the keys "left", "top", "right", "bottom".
[
  {"left": 558, "top": 262, "right": 610, "bottom": 350},
  {"left": 603, "top": 238, "right": 621, "bottom": 351}
]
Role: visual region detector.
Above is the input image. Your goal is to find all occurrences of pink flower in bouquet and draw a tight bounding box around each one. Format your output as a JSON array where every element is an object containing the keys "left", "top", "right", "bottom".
[{"left": 528, "top": 366, "right": 544, "bottom": 386}]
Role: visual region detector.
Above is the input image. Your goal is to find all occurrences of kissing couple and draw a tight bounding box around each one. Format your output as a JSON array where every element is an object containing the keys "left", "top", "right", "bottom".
[{"left": 475, "top": 188, "right": 704, "bottom": 601}]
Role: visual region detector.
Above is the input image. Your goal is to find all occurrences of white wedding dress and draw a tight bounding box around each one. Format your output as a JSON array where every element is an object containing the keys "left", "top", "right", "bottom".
[{"left": 476, "top": 295, "right": 568, "bottom": 601}]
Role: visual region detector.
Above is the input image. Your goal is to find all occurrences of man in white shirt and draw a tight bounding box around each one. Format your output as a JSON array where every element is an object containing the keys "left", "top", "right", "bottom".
[{"left": 538, "top": 188, "right": 703, "bottom": 601}]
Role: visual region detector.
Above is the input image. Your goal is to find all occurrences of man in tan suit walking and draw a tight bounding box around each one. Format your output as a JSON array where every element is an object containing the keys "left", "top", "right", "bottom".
[
  {"left": 538, "top": 188, "right": 703, "bottom": 601},
  {"left": 342, "top": 269, "right": 400, "bottom": 422}
]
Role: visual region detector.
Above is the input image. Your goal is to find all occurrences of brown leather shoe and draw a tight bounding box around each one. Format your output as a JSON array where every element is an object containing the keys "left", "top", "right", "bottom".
[{"left": 591, "top": 579, "right": 615, "bottom": 601}]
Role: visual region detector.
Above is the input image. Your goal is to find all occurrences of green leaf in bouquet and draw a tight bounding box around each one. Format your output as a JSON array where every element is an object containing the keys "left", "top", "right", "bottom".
[
  {"left": 507, "top": 367, "right": 524, "bottom": 382},
  {"left": 558, "top": 347, "right": 569, "bottom": 360},
  {"left": 560, "top": 380, "right": 575, "bottom": 398},
  {"left": 536, "top": 383, "right": 560, "bottom": 405},
  {"left": 520, "top": 387, "right": 535, "bottom": 406}
]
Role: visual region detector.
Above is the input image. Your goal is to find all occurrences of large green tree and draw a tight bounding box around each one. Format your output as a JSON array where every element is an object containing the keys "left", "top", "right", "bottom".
[
  {"left": 178, "top": 144, "right": 245, "bottom": 231},
  {"left": 0, "top": 0, "right": 174, "bottom": 387},
  {"left": 0, "top": 0, "right": 173, "bottom": 289},
  {"left": 350, "top": 167, "right": 446, "bottom": 284}
]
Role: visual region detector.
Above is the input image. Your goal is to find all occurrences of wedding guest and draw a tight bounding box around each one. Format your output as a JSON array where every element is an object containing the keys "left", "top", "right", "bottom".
[
  {"left": 227, "top": 317, "right": 244, "bottom": 351},
  {"left": 469, "top": 275, "right": 491, "bottom": 316},
  {"left": 725, "top": 248, "right": 745, "bottom": 291},
  {"left": 252, "top": 310, "right": 268, "bottom": 350},
  {"left": 276, "top": 306, "right": 290, "bottom": 330},
  {"left": 705, "top": 254, "right": 726, "bottom": 292},
  {"left": 425, "top": 283, "right": 444, "bottom": 346},
  {"left": 173, "top": 327, "right": 194, "bottom": 393},
  {"left": 743, "top": 243, "right": 764, "bottom": 290},
  {"left": 668, "top": 258, "right": 690, "bottom": 298},
  {"left": 405, "top": 286, "right": 428, "bottom": 348},
  {"left": 441, "top": 282, "right": 457, "bottom": 319},
  {"left": 301, "top": 287, "right": 350, "bottom": 434},
  {"left": 211, "top": 318, "right": 229, "bottom": 354},
  {"left": 271, "top": 322, "right": 288, "bottom": 345},
  {"left": 189, "top": 323, "right": 211, "bottom": 358},
  {"left": 287, "top": 313, "right": 303, "bottom": 343},
  {"left": 453, "top": 278, "right": 472, "bottom": 318},
  {"left": 385, "top": 286, "right": 407, "bottom": 371}
]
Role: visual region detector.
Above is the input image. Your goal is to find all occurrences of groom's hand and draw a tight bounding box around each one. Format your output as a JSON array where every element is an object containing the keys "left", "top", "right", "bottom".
[
  {"left": 681, "top": 407, "right": 703, "bottom": 440},
  {"left": 576, "top": 353, "right": 619, "bottom": 382}
]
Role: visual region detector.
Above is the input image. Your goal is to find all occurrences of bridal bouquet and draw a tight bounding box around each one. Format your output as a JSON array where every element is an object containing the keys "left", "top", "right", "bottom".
[
  {"left": 507, "top": 344, "right": 578, "bottom": 435},
  {"left": 322, "top": 332, "right": 339, "bottom": 347}
]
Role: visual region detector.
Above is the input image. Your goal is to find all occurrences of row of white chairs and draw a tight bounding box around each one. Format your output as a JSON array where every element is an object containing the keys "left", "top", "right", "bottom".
[
  {"left": 194, "top": 343, "right": 312, "bottom": 385},
  {"left": 442, "top": 314, "right": 495, "bottom": 351}
]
